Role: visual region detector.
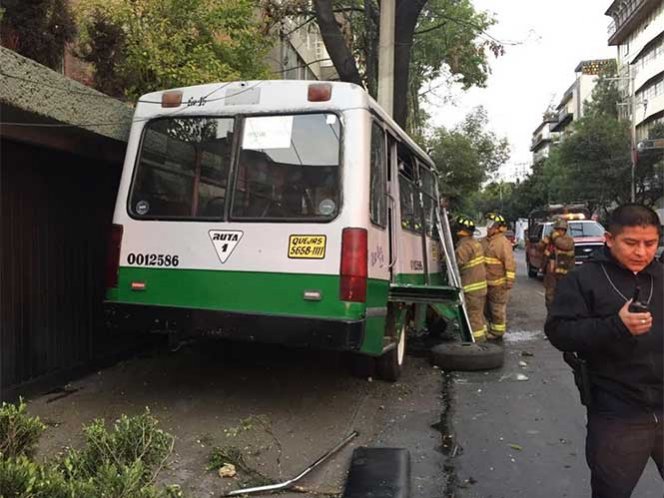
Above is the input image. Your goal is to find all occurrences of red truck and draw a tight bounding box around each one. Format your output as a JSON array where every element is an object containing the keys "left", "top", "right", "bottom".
[{"left": 525, "top": 205, "right": 605, "bottom": 278}]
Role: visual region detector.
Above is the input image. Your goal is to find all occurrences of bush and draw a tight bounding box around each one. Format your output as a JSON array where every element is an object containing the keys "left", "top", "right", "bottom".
[
  {"left": 0, "top": 403, "right": 182, "bottom": 498},
  {"left": 0, "top": 399, "right": 46, "bottom": 459}
]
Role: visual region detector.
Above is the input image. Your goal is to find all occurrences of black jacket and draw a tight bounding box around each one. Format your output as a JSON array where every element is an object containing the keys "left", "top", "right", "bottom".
[{"left": 545, "top": 247, "right": 663, "bottom": 416}]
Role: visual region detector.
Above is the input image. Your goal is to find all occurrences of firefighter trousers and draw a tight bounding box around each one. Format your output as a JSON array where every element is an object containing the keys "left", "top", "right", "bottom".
[
  {"left": 485, "top": 286, "right": 510, "bottom": 338},
  {"left": 465, "top": 291, "right": 487, "bottom": 342}
]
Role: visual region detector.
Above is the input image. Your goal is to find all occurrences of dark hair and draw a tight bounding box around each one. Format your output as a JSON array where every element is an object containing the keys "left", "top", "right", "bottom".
[{"left": 608, "top": 204, "right": 662, "bottom": 236}]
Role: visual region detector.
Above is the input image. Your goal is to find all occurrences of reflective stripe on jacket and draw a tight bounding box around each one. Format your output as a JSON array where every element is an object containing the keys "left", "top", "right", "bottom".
[
  {"left": 481, "top": 233, "right": 516, "bottom": 286},
  {"left": 455, "top": 236, "right": 487, "bottom": 296}
]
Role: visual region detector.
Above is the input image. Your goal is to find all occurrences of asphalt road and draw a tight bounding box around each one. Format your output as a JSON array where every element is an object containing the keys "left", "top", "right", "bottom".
[{"left": 451, "top": 248, "right": 663, "bottom": 498}]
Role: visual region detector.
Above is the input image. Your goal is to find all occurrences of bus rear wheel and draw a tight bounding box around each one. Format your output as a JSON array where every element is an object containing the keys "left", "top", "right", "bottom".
[{"left": 376, "top": 307, "right": 409, "bottom": 382}]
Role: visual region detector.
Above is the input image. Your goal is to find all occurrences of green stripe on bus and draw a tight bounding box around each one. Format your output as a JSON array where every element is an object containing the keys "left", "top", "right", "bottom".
[{"left": 107, "top": 267, "right": 391, "bottom": 322}]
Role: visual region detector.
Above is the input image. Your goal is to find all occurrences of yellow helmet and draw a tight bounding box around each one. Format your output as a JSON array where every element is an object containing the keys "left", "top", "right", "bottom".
[
  {"left": 455, "top": 216, "right": 476, "bottom": 232},
  {"left": 484, "top": 212, "right": 506, "bottom": 226}
]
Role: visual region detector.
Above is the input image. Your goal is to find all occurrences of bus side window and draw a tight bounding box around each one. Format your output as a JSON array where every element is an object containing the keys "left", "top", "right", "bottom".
[
  {"left": 370, "top": 121, "right": 387, "bottom": 227},
  {"left": 419, "top": 165, "right": 437, "bottom": 239},
  {"left": 399, "top": 173, "right": 415, "bottom": 231}
]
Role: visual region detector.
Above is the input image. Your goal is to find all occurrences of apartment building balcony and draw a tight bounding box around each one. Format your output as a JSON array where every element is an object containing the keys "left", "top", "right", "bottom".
[
  {"left": 551, "top": 110, "right": 573, "bottom": 132},
  {"left": 606, "top": 0, "right": 661, "bottom": 46}
]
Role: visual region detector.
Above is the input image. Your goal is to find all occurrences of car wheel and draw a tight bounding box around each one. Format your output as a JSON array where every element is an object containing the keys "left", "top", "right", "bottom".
[{"left": 431, "top": 342, "right": 504, "bottom": 371}]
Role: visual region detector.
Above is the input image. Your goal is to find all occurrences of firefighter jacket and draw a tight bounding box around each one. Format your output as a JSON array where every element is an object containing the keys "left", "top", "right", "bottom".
[
  {"left": 545, "top": 247, "right": 663, "bottom": 416},
  {"left": 481, "top": 232, "right": 516, "bottom": 288},
  {"left": 543, "top": 232, "right": 575, "bottom": 276},
  {"left": 455, "top": 236, "right": 487, "bottom": 295}
]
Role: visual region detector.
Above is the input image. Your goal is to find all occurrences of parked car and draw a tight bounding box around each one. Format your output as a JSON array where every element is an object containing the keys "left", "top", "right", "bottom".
[{"left": 525, "top": 220, "right": 605, "bottom": 278}]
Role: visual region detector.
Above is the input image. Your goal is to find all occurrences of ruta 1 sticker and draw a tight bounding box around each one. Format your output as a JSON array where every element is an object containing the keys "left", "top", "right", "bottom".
[{"left": 209, "top": 230, "right": 244, "bottom": 264}]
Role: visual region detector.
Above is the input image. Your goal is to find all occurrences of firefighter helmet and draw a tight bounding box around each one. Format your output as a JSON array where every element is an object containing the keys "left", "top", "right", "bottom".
[
  {"left": 553, "top": 218, "right": 569, "bottom": 230},
  {"left": 455, "top": 216, "right": 476, "bottom": 232},
  {"left": 484, "top": 212, "right": 506, "bottom": 226}
]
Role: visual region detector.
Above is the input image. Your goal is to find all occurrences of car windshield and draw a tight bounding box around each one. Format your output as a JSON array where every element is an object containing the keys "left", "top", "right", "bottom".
[{"left": 568, "top": 221, "right": 605, "bottom": 237}]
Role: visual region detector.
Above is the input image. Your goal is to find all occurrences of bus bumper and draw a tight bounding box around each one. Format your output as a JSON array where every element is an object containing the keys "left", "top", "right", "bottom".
[{"left": 104, "top": 302, "right": 365, "bottom": 351}]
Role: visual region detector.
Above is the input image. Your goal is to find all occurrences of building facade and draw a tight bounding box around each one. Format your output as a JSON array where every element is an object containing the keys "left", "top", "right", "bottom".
[
  {"left": 266, "top": 18, "right": 338, "bottom": 81},
  {"left": 531, "top": 59, "right": 613, "bottom": 163},
  {"left": 606, "top": 0, "right": 664, "bottom": 140},
  {"left": 530, "top": 114, "right": 559, "bottom": 164}
]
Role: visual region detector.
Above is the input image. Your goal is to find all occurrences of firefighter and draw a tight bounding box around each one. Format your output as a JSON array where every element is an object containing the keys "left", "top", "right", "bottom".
[
  {"left": 454, "top": 216, "right": 488, "bottom": 342},
  {"left": 481, "top": 212, "right": 516, "bottom": 341},
  {"left": 540, "top": 218, "right": 575, "bottom": 311}
]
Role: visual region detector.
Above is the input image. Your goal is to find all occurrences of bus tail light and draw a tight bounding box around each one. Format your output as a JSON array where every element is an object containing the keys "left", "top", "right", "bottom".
[
  {"left": 340, "top": 228, "right": 367, "bottom": 302},
  {"left": 308, "top": 83, "right": 332, "bottom": 102},
  {"left": 105, "top": 224, "right": 123, "bottom": 288}
]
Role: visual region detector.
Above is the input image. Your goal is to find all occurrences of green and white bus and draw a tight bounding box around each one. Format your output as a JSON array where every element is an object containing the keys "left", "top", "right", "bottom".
[{"left": 105, "top": 80, "right": 469, "bottom": 381}]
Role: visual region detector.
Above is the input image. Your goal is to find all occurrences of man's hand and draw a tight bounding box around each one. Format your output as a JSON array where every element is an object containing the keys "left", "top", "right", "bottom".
[
  {"left": 505, "top": 281, "right": 514, "bottom": 290},
  {"left": 619, "top": 300, "right": 652, "bottom": 335}
]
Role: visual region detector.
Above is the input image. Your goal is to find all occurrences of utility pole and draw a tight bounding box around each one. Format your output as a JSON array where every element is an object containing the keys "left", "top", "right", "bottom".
[
  {"left": 377, "top": 0, "right": 395, "bottom": 116},
  {"left": 629, "top": 64, "right": 637, "bottom": 202}
]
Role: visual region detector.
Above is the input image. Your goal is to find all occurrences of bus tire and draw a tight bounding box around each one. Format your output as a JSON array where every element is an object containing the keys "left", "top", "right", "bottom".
[
  {"left": 430, "top": 342, "right": 504, "bottom": 371},
  {"left": 376, "top": 309, "right": 408, "bottom": 382}
]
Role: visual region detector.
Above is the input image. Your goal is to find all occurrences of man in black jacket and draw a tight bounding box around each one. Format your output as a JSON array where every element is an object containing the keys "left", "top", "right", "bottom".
[{"left": 545, "top": 204, "right": 663, "bottom": 498}]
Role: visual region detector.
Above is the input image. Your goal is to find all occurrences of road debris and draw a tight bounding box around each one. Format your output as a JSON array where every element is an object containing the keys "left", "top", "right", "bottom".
[
  {"left": 219, "top": 463, "right": 237, "bottom": 478},
  {"left": 223, "top": 431, "right": 359, "bottom": 496}
]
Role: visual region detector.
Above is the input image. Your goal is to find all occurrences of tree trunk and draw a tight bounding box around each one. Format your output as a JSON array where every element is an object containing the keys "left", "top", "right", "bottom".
[
  {"left": 313, "top": 0, "right": 363, "bottom": 86},
  {"left": 363, "top": 0, "right": 379, "bottom": 97},
  {"left": 393, "top": 0, "right": 427, "bottom": 129}
]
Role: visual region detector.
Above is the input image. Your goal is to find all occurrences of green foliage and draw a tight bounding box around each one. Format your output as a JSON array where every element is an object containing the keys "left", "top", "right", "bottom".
[
  {"left": 584, "top": 62, "right": 620, "bottom": 119},
  {"left": 0, "top": 399, "right": 46, "bottom": 459},
  {"left": 429, "top": 107, "right": 510, "bottom": 212},
  {"left": 0, "top": 0, "right": 77, "bottom": 69},
  {"left": 71, "top": 410, "right": 174, "bottom": 482},
  {"left": 75, "top": 0, "right": 274, "bottom": 99},
  {"left": 0, "top": 403, "right": 181, "bottom": 498}
]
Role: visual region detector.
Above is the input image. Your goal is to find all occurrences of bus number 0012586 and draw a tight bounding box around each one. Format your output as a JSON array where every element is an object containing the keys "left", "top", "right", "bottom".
[{"left": 127, "top": 253, "right": 180, "bottom": 267}]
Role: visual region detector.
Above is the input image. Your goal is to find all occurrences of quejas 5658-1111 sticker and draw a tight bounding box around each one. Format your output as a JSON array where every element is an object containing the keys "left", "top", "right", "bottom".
[{"left": 288, "top": 235, "right": 327, "bottom": 259}]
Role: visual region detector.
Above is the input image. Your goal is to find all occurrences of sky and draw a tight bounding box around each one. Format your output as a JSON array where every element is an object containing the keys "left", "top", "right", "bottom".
[{"left": 423, "top": 0, "right": 616, "bottom": 181}]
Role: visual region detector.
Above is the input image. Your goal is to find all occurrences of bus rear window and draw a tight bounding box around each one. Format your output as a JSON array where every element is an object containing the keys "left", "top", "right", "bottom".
[
  {"left": 129, "top": 117, "right": 234, "bottom": 219},
  {"left": 231, "top": 113, "right": 341, "bottom": 220}
]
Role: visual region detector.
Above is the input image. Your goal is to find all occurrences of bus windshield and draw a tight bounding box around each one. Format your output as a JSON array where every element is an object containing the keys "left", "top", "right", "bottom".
[{"left": 128, "top": 113, "right": 341, "bottom": 221}]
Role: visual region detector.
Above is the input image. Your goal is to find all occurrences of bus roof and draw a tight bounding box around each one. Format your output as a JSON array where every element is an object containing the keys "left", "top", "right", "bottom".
[{"left": 134, "top": 80, "right": 435, "bottom": 170}]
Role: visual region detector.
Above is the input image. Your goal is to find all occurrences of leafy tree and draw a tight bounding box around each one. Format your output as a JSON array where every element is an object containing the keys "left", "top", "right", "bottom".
[
  {"left": 428, "top": 107, "right": 510, "bottom": 212},
  {"left": 584, "top": 61, "right": 620, "bottom": 119},
  {"left": 278, "top": 0, "right": 498, "bottom": 130},
  {"left": 74, "top": 0, "right": 274, "bottom": 99},
  {"left": 0, "top": 0, "right": 76, "bottom": 70}
]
